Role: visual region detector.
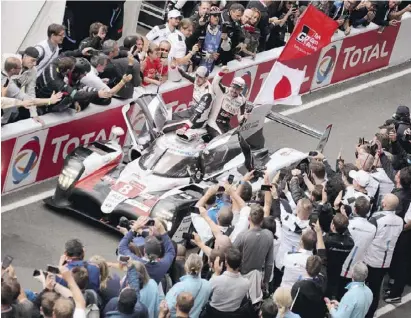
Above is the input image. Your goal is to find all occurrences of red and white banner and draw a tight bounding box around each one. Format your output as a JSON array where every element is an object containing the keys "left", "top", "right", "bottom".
[
  {"left": 1, "top": 16, "right": 408, "bottom": 195},
  {"left": 279, "top": 5, "right": 339, "bottom": 62},
  {"left": 255, "top": 5, "right": 338, "bottom": 105}
]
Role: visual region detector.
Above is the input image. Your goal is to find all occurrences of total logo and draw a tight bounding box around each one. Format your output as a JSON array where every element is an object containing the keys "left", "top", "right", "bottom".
[
  {"left": 11, "top": 136, "right": 41, "bottom": 184},
  {"left": 316, "top": 45, "right": 338, "bottom": 84}
]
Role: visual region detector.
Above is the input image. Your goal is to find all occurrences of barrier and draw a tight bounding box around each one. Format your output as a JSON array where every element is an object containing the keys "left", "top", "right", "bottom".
[{"left": 2, "top": 16, "right": 411, "bottom": 194}]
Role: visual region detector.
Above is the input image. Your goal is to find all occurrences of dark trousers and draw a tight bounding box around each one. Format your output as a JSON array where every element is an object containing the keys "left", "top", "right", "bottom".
[
  {"left": 365, "top": 266, "right": 388, "bottom": 318},
  {"left": 271, "top": 267, "right": 284, "bottom": 293},
  {"left": 388, "top": 231, "right": 411, "bottom": 297}
]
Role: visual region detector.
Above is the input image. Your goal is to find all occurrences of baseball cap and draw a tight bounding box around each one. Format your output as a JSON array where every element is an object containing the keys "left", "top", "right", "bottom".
[
  {"left": 349, "top": 170, "right": 370, "bottom": 188},
  {"left": 231, "top": 77, "right": 245, "bottom": 89},
  {"left": 23, "top": 47, "right": 39, "bottom": 59},
  {"left": 195, "top": 66, "right": 209, "bottom": 78},
  {"left": 168, "top": 9, "right": 182, "bottom": 19},
  {"left": 144, "top": 236, "right": 162, "bottom": 258}
]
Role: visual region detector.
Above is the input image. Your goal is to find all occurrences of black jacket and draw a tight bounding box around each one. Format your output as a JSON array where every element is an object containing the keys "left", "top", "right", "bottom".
[
  {"left": 392, "top": 187, "right": 411, "bottom": 219},
  {"left": 218, "top": 10, "right": 242, "bottom": 64},
  {"left": 36, "top": 62, "right": 99, "bottom": 112},
  {"left": 291, "top": 249, "right": 328, "bottom": 318},
  {"left": 324, "top": 231, "right": 354, "bottom": 299},
  {"left": 99, "top": 58, "right": 133, "bottom": 88}
]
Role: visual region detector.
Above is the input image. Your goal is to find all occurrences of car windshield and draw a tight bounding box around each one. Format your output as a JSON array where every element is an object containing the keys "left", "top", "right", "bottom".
[{"left": 139, "top": 144, "right": 197, "bottom": 178}]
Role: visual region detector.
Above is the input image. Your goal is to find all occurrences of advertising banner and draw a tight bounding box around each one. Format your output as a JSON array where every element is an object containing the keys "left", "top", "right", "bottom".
[
  {"left": 279, "top": 4, "right": 339, "bottom": 62},
  {"left": 331, "top": 25, "right": 400, "bottom": 83},
  {"left": 1, "top": 17, "right": 410, "bottom": 195}
]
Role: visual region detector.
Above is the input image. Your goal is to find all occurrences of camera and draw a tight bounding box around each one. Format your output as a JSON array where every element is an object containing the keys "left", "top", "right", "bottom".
[
  {"left": 253, "top": 168, "right": 266, "bottom": 179},
  {"left": 202, "top": 13, "right": 210, "bottom": 22},
  {"left": 119, "top": 216, "right": 132, "bottom": 230}
]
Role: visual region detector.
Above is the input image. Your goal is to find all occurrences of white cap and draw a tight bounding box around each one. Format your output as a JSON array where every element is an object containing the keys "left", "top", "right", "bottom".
[
  {"left": 168, "top": 9, "right": 182, "bottom": 19},
  {"left": 195, "top": 66, "right": 209, "bottom": 78},
  {"left": 231, "top": 77, "right": 245, "bottom": 89},
  {"left": 349, "top": 170, "right": 370, "bottom": 188}
]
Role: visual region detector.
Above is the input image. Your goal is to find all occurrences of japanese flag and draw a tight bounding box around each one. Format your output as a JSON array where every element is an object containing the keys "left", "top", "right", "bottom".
[{"left": 254, "top": 61, "right": 305, "bottom": 106}]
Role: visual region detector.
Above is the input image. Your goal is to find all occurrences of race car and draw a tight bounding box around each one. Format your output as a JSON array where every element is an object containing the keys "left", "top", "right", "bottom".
[{"left": 45, "top": 94, "right": 332, "bottom": 243}]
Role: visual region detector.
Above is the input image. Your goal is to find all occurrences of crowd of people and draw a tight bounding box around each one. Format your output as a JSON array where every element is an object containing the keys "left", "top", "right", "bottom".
[
  {"left": 2, "top": 0, "right": 411, "bottom": 127},
  {"left": 2, "top": 103, "right": 411, "bottom": 317}
]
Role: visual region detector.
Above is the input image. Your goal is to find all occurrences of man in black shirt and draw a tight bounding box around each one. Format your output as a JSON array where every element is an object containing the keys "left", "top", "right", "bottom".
[{"left": 324, "top": 213, "right": 354, "bottom": 300}]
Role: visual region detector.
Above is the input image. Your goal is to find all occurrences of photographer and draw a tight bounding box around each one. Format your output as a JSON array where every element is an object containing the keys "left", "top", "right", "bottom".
[
  {"left": 189, "top": 0, "right": 212, "bottom": 28},
  {"left": 187, "top": 6, "right": 223, "bottom": 73},
  {"left": 218, "top": 3, "right": 245, "bottom": 65},
  {"left": 117, "top": 216, "right": 176, "bottom": 285}
]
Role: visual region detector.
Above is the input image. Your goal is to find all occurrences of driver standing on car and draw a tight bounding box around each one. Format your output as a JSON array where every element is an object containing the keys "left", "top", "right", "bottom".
[{"left": 207, "top": 65, "right": 247, "bottom": 138}]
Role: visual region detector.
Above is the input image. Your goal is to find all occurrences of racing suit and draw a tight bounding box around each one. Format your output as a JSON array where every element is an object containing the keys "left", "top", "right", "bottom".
[
  {"left": 36, "top": 62, "right": 102, "bottom": 113},
  {"left": 207, "top": 71, "right": 247, "bottom": 138},
  {"left": 162, "top": 93, "right": 213, "bottom": 133}
]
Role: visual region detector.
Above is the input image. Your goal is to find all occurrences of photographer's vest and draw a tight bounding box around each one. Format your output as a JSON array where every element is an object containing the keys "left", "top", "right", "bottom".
[{"left": 34, "top": 40, "right": 59, "bottom": 77}]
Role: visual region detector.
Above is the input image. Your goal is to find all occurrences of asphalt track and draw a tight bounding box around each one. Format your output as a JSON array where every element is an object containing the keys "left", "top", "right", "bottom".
[{"left": 2, "top": 61, "right": 411, "bottom": 318}]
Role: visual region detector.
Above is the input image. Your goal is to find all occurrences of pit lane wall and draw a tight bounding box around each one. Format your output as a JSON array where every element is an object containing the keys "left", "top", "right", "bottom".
[{"left": 2, "top": 16, "right": 411, "bottom": 194}]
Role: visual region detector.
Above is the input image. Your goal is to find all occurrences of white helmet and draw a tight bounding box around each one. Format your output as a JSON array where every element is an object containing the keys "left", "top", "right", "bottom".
[{"left": 231, "top": 77, "right": 245, "bottom": 89}]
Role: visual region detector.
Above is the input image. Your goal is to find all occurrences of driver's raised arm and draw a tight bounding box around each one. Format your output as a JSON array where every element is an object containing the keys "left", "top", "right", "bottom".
[{"left": 212, "top": 66, "right": 228, "bottom": 97}]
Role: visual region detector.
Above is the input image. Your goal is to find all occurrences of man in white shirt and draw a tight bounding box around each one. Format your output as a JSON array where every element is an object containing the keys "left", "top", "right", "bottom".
[
  {"left": 363, "top": 194, "right": 404, "bottom": 318},
  {"left": 274, "top": 198, "right": 312, "bottom": 289},
  {"left": 281, "top": 228, "right": 317, "bottom": 288},
  {"left": 146, "top": 9, "right": 182, "bottom": 45},
  {"left": 340, "top": 197, "right": 376, "bottom": 298}
]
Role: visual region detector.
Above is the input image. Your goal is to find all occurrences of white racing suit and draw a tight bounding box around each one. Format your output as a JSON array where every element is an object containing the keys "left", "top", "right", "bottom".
[{"left": 207, "top": 71, "right": 247, "bottom": 138}]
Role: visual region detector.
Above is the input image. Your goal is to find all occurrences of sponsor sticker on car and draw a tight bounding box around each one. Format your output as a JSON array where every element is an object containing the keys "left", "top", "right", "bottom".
[
  {"left": 101, "top": 190, "right": 128, "bottom": 214},
  {"left": 111, "top": 180, "right": 146, "bottom": 198}
]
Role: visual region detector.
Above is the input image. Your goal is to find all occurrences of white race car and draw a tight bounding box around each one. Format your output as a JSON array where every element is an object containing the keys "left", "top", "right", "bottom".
[{"left": 45, "top": 94, "right": 332, "bottom": 242}]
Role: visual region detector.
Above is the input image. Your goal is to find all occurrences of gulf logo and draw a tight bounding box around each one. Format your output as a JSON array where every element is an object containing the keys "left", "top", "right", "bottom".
[
  {"left": 316, "top": 45, "right": 338, "bottom": 84},
  {"left": 11, "top": 136, "right": 41, "bottom": 184}
]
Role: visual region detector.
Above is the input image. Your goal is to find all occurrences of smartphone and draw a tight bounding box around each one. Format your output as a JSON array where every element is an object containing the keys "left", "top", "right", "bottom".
[
  {"left": 309, "top": 214, "right": 319, "bottom": 228},
  {"left": 2, "top": 255, "right": 13, "bottom": 269},
  {"left": 190, "top": 206, "right": 200, "bottom": 214},
  {"left": 145, "top": 219, "right": 155, "bottom": 226},
  {"left": 182, "top": 233, "right": 194, "bottom": 240},
  {"left": 33, "top": 269, "right": 41, "bottom": 277},
  {"left": 228, "top": 174, "right": 234, "bottom": 185},
  {"left": 118, "top": 255, "right": 130, "bottom": 263},
  {"left": 218, "top": 186, "right": 225, "bottom": 192},
  {"left": 46, "top": 265, "right": 60, "bottom": 274},
  {"left": 261, "top": 185, "right": 272, "bottom": 191}
]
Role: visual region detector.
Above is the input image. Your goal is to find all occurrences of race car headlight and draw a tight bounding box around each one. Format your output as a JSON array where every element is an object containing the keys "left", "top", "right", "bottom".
[{"left": 58, "top": 158, "right": 84, "bottom": 191}]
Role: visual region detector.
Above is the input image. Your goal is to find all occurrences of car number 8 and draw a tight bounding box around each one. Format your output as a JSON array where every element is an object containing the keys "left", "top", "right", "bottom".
[{"left": 118, "top": 184, "right": 134, "bottom": 195}]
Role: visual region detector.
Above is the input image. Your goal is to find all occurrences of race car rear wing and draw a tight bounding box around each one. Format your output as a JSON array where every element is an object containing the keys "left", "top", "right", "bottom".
[{"left": 265, "top": 111, "right": 332, "bottom": 153}]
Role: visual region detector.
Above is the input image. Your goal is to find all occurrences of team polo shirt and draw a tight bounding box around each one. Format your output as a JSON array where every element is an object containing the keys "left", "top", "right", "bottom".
[
  {"left": 281, "top": 249, "right": 313, "bottom": 288},
  {"left": 275, "top": 204, "right": 309, "bottom": 270},
  {"left": 341, "top": 216, "right": 377, "bottom": 278}
]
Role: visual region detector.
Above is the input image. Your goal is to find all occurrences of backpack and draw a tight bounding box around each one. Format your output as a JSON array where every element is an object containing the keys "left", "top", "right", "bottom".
[{"left": 83, "top": 289, "right": 100, "bottom": 318}]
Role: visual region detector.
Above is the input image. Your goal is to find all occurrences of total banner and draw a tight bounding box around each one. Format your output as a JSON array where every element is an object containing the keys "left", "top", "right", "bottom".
[{"left": 1, "top": 18, "right": 407, "bottom": 194}]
